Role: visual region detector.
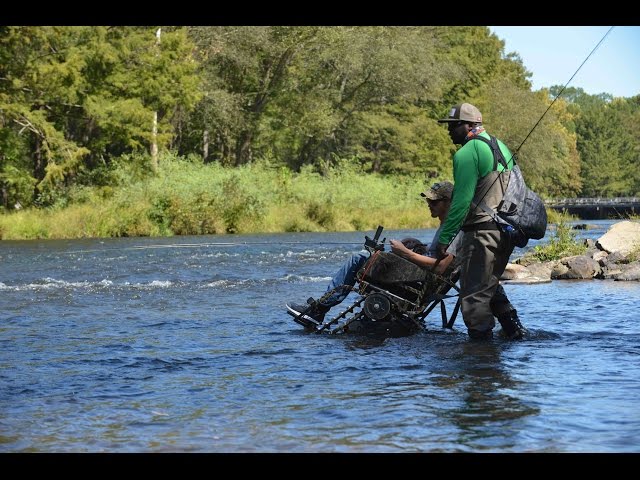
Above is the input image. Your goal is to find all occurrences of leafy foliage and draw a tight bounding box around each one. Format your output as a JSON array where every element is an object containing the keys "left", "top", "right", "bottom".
[
  {"left": 526, "top": 214, "right": 587, "bottom": 262},
  {"left": 0, "top": 26, "right": 200, "bottom": 206},
  {"left": 478, "top": 80, "right": 581, "bottom": 196}
]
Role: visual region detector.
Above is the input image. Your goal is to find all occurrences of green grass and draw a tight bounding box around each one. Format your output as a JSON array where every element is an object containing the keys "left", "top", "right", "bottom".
[
  {"left": 546, "top": 208, "right": 578, "bottom": 224},
  {"left": 520, "top": 212, "right": 587, "bottom": 264},
  {"left": 0, "top": 154, "right": 440, "bottom": 240}
]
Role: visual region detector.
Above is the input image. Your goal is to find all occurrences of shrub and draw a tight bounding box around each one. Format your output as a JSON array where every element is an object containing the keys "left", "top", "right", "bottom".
[{"left": 525, "top": 214, "right": 587, "bottom": 262}]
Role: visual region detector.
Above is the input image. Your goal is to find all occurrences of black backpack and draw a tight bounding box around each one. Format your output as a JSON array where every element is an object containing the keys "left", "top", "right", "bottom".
[{"left": 468, "top": 135, "right": 548, "bottom": 248}]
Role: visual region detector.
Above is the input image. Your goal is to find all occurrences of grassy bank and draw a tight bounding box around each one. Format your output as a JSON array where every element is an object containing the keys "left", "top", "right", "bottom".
[{"left": 0, "top": 155, "right": 440, "bottom": 240}]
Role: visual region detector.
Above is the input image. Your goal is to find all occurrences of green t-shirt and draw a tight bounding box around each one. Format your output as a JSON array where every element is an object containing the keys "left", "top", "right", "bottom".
[{"left": 439, "top": 132, "right": 514, "bottom": 244}]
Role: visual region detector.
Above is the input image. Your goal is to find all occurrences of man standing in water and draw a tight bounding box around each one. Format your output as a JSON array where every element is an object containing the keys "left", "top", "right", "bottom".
[
  {"left": 434, "top": 103, "right": 526, "bottom": 340},
  {"left": 287, "top": 179, "right": 520, "bottom": 338}
]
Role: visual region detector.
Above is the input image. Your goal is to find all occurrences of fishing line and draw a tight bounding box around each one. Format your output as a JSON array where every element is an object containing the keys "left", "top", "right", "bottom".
[
  {"left": 513, "top": 26, "right": 614, "bottom": 155},
  {"left": 48, "top": 240, "right": 370, "bottom": 256}
]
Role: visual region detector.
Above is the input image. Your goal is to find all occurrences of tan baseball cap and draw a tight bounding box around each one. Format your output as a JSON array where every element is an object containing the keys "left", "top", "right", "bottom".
[
  {"left": 438, "top": 103, "right": 482, "bottom": 123},
  {"left": 420, "top": 181, "right": 453, "bottom": 201}
]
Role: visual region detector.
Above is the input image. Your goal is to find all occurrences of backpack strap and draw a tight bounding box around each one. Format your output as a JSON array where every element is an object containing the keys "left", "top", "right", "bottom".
[
  {"left": 466, "top": 134, "right": 512, "bottom": 226},
  {"left": 466, "top": 135, "right": 510, "bottom": 170}
]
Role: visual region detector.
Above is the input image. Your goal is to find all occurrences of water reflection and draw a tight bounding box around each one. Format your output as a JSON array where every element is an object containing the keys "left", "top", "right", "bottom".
[
  {"left": 345, "top": 335, "right": 389, "bottom": 350},
  {"left": 432, "top": 339, "right": 539, "bottom": 451}
]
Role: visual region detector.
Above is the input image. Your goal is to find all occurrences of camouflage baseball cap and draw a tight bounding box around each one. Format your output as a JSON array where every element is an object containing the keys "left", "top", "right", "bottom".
[
  {"left": 420, "top": 181, "right": 453, "bottom": 201},
  {"left": 438, "top": 103, "right": 482, "bottom": 123}
]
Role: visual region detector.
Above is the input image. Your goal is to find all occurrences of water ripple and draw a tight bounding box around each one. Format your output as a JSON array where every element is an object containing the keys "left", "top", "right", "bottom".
[{"left": 2, "top": 226, "right": 640, "bottom": 452}]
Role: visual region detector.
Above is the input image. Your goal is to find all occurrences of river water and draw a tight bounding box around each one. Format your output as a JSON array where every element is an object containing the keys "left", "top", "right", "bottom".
[{"left": 1, "top": 221, "right": 639, "bottom": 452}]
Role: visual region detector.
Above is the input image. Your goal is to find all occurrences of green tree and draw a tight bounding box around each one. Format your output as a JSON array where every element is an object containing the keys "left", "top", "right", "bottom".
[
  {"left": 553, "top": 87, "right": 640, "bottom": 197},
  {"left": 187, "top": 26, "right": 318, "bottom": 166},
  {"left": 0, "top": 26, "right": 90, "bottom": 205},
  {"left": 0, "top": 26, "right": 200, "bottom": 207},
  {"left": 341, "top": 103, "right": 453, "bottom": 175},
  {"left": 184, "top": 26, "right": 536, "bottom": 179},
  {"left": 267, "top": 26, "right": 453, "bottom": 172},
  {"left": 474, "top": 79, "right": 581, "bottom": 197},
  {"left": 433, "top": 26, "right": 532, "bottom": 111},
  {"left": 576, "top": 96, "right": 640, "bottom": 196}
]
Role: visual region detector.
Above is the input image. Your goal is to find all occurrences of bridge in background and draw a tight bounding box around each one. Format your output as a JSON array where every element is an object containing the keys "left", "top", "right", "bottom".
[{"left": 545, "top": 197, "right": 640, "bottom": 219}]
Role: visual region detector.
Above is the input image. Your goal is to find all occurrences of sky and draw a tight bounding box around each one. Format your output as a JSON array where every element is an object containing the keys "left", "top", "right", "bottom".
[{"left": 489, "top": 26, "right": 640, "bottom": 98}]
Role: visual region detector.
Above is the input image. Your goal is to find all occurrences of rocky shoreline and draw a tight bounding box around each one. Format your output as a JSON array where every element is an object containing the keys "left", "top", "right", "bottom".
[{"left": 503, "top": 220, "right": 640, "bottom": 283}]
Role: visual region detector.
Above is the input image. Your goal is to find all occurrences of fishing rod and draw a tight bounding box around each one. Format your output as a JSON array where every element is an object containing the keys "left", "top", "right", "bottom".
[
  {"left": 512, "top": 26, "right": 614, "bottom": 156},
  {"left": 440, "top": 26, "right": 615, "bottom": 254}
]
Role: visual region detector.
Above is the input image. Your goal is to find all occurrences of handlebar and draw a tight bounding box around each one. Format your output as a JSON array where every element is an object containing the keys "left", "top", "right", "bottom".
[{"left": 364, "top": 225, "right": 386, "bottom": 253}]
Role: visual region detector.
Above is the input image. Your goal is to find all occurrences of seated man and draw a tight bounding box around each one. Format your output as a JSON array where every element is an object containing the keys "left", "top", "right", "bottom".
[{"left": 286, "top": 181, "right": 458, "bottom": 324}]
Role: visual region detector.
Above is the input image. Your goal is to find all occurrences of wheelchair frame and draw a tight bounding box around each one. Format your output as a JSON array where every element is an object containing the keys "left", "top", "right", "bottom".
[{"left": 290, "top": 226, "right": 461, "bottom": 337}]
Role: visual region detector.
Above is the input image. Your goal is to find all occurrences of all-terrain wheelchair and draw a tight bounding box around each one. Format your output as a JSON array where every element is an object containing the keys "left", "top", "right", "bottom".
[{"left": 290, "top": 226, "right": 461, "bottom": 337}]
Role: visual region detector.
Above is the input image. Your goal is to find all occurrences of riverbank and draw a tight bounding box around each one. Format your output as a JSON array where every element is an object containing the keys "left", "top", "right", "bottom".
[
  {"left": 504, "top": 220, "right": 640, "bottom": 282},
  {"left": 1, "top": 157, "right": 585, "bottom": 242},
  {"left": 0, "top": 159, "right": 439, "bottom": 240}
]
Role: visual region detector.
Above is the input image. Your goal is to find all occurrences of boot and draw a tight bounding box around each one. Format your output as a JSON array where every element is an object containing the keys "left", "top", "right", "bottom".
[
  {"left": 497, "top": 309, "right": 526, "bottom": 340},
  {"left": 468, "top": 328, "right": 493, "bottom": 341},
  {"left": 286, "top": 301, "right": 331, "bottom": 324}
]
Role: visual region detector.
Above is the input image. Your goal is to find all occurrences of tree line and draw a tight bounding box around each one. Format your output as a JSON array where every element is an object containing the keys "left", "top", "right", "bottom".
[{"left": 1, "top": 26, "right": 639, "bottom": 211}]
